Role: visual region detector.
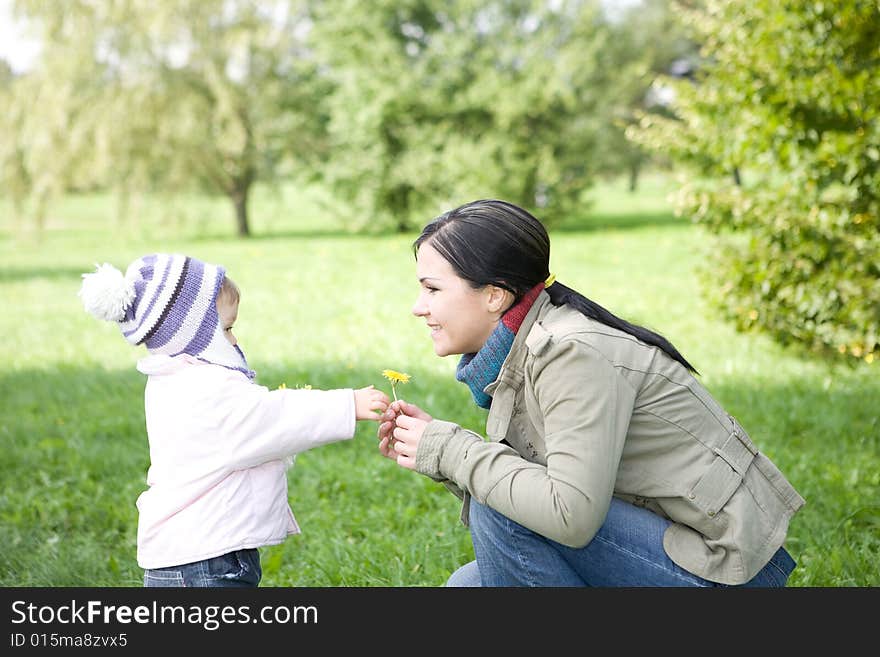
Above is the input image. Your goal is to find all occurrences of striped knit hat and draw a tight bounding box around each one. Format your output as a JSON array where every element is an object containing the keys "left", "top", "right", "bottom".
[{"left": 78, "top": 253, "right": 254, "bottom": 379}]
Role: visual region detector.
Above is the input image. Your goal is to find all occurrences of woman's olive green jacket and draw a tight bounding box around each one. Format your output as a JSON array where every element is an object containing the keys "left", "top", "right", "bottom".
[{"left": 415, "top": 292, "right": 805, "bottom": 585}]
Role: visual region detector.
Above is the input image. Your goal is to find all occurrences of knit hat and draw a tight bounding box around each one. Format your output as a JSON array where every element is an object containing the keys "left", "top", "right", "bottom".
[{"left": 78, "top": 253, "right": 254, "bottom": 379}]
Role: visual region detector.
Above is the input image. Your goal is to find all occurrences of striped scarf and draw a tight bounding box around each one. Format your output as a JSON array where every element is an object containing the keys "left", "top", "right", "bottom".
[{"left": 455, "top": 283, "right": 543, "bottom": 409}]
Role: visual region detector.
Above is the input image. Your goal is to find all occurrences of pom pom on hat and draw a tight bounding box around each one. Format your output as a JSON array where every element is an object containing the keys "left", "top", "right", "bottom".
[{"left": 79, "top": 262, "right": 136, "bottom": 322}]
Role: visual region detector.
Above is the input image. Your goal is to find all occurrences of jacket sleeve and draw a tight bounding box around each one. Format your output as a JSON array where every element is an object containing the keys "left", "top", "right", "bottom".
[
  {"left": 415, "top": 339, "right": 635, "bottom": 547},
  {"left": 213, "top": 380, "right": 356, "bottom": 470}
]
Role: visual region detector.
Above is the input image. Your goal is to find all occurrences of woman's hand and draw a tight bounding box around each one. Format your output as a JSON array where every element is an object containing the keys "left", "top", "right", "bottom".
[
  {"left": 391, "top": 411, "right": 430, "bottom": 470},
  {"left": 377, "top": 400, "right": 432, "bottom": 467}
]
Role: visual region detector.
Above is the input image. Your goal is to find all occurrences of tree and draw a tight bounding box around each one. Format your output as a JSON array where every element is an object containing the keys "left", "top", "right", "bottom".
[
  {"left": 628, "top": 0, "right": 880, "bottom": 362},
  {"left": 310, "top": 0, "right": 633, "bottom": 231},
  {"left": 2, "top": 33, "right": 105, "bottom": 233},
  {"left": 595, "top": 0, "right": 698, "bottom": 191},
  {"left": 0, "top": 61, "right": 31, "bottom": 225},
  {"left": 9, "top": 0, "right": 329, "bottom": 237}
]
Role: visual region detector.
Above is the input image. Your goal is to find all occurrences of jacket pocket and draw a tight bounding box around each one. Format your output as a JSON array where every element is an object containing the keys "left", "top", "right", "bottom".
[
  {"left": 688, "top": 456, "right": 742, "bottom": 519},
  {"left": 688, "top": 416, "right": 760, "bottom": 519}
]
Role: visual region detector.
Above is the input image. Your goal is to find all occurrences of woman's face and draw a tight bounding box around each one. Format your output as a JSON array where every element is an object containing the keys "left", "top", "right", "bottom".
[{"left": 413, "top": 242, "right": 506, "bottom": 356}]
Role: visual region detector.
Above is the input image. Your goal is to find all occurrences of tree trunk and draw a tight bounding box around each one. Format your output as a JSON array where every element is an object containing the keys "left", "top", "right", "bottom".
[
  {"left": 115, "top": 187, "right": 129, "bottom": 228},
  {"left": 387, "top": 184, "right": 412, "bottom": 233},
  {"left": 628, "top": 159, "right": 641, "bottom": 192},
  {"left": 12, "top": 196, "right": 24, "bottom": 232},
  {"left": 33, "top": 191, "right": 47, "bottom": 237},
  {"left": 231, "top": 184, "right": 250, "bottom": 237}
]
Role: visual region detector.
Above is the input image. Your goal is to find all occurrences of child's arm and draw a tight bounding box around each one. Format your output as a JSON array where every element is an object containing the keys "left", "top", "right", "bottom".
[{"left": 214, "top": 379, "right": 388, "bottom": 470}]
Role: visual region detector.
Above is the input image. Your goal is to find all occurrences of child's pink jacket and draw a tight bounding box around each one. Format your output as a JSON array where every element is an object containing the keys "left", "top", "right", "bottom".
[{"left": 134, "top": 354, "right": 355, "bottom": 569}]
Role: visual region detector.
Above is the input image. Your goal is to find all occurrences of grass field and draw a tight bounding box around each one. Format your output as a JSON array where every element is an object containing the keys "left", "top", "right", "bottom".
[{"left": 1, "top": 174, "right": 877, "bottom": 586}]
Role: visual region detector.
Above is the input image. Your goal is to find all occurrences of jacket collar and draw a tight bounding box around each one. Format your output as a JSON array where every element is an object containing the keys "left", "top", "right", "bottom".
[{"left": 484, "top": 291, "right": 553, "bottom": 397}]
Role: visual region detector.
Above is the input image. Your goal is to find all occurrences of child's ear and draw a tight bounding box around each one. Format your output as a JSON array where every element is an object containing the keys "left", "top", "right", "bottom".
[{"left": 485, "top": 285, "right": 514, "bottom": 315}]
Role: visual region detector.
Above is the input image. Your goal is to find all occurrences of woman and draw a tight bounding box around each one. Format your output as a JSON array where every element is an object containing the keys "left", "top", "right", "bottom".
[{"left": 378, "top": 199, "right": 805, "bottom": 587}]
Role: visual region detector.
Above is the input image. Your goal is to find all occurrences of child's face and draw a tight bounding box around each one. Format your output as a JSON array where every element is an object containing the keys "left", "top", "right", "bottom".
[{"left": 217, "top": 296, "right": 239, "bottom": 346}]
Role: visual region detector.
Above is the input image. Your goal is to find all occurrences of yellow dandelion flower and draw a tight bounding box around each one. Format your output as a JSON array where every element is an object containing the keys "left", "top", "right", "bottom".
[
  {"left": 382, "top": 369, "right": 412, "bottom": 401},
  {"left": 382, "top": 369, "right": 412, "bottom": 384},
  {"left": 277, "top": 383, "right": 287, "bottom": 390}
]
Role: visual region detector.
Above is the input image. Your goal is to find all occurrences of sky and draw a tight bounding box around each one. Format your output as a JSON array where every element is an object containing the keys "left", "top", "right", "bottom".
[
  {"left": 0, "top": 0, "right": 644, "bottom": 74},
  {"left": 0, "top": 0, "right": 40, "bottom": 73}
]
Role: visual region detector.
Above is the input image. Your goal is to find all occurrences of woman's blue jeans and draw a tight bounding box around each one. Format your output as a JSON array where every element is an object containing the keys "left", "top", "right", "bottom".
[
  {"left": 143, "top": 548, "right": 262, "bottom": 587},
  {"left": 447, "top": 497, "right": 796, "bottom": 587}
]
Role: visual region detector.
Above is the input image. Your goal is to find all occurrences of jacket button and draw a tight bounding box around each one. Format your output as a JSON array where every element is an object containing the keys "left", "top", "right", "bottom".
[
  {"left": 688, "top": 492, "right": 695, "bottom": 500},
  {"left": 707, "top": 509, "right": 716, "bottom": 517}
]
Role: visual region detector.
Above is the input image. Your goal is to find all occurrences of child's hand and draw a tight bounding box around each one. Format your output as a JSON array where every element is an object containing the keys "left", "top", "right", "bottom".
[{"left": 354, "top": 385, "right": 390, "bottom": 421}]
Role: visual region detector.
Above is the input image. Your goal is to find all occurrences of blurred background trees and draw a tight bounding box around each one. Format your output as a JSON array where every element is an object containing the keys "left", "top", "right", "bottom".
[
  {"left": 1, "top": 0, "right": 877, "bottom": 361},
  {"left": 628, "top": 0, "right": 879, "bottom": 361},
  {"left": 2, "top": 0, "right": 330, "bottom": 236},
  {"left": 1, "top": 0, "right": 690, "bottom": 234},
  {"left": 309, "top": 0, "right": 675, "bottom": 230}
]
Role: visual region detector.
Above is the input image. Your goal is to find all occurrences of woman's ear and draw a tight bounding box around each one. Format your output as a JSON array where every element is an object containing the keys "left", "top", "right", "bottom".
[{"left": 485, "top": 285, "right": 515, "bottom": 315}]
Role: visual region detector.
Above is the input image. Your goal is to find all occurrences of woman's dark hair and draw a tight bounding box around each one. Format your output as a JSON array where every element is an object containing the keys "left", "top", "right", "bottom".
[{"left": 413, "top": 199, "right": 698, "bottom": 374}]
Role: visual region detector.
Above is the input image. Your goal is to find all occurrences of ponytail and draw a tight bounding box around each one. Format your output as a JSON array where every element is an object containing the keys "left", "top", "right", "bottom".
[{"left": 545, "top": 281, "right": 699, "bottom": 375}]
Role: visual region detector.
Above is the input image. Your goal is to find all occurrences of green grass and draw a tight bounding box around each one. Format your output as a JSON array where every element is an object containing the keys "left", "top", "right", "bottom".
[{"left": 1, "top": 174, "right": 877, "bottom": 586}]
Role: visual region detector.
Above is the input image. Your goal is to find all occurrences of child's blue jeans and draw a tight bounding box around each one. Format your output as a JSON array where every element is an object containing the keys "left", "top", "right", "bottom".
[
  {"left": 447, "top": 497, "right": 797, "bottom": 587},
  {"left": 143, "top": 548, "right": 262, "bottom": 587}
]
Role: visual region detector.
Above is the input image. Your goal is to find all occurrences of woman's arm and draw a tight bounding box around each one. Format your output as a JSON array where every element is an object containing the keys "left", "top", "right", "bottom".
[{"left": 395, "top": 339, "right": 635, "bottom": 547}]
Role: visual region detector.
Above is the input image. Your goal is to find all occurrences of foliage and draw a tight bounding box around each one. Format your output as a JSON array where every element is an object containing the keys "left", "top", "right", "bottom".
[
  {"left": 0, "top": 68, "right": 30, "bottom": 222},
  {"left": 2, "top": 0, "right": 695, "bottom": 236},
  {"left": 4, "top": 0, "right": 330, "bottom": 236},
  {"left": 628, "top": 0, "right": 880, "bottom": 362},
  {"left": 309, "top": 0, "right": 683, "bottom": 231},
  {"left": 595, "top": 0, "right": 698, "bottom": 189}
]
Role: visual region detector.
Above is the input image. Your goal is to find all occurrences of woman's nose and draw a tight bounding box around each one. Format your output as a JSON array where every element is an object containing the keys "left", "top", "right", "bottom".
[{"left": 412, "top": 296, "right": 427, "bottom": 317}]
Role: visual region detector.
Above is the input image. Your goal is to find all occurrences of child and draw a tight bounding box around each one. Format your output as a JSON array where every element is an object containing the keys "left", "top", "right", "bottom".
[{"left": 79, "top": 253, "right": 389, "bottom": 587}]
